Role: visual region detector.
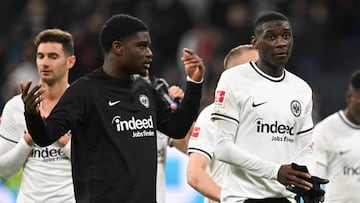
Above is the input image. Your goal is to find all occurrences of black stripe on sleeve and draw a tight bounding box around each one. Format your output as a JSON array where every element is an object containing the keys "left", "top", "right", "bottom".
[
  {"left": 211, "top": 113, "right": 239, "bottom": 124},
  {"left": 297, "top": 126, "right": 314, "bottom": 135},
  {"left": 188, "top": 147, "right": 212, "bottom": 160},
  {"left": 0, "top": 134, "right": 18, "bottom": 144}
]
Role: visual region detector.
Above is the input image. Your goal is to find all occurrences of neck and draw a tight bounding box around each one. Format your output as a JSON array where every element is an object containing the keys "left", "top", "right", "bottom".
[
  {"left": 344, "top": 108, "right": 358, "bottom": 125},
  {"left": 102, "top": 54, "right": 129, "bottom": 79},
  {"left": 255, "top": 60, "right": 284, "bottom": 77},
  {"left": 39, "top": 79, "right": 69, "bottom": 118}
]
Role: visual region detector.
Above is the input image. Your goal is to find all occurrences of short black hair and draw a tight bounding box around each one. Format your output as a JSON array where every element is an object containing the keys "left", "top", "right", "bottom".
[
  {"left": 34, "top": 28, "right": 74, "bottom": 55},
  {"left": 99, "top": 14, "right": 149, "bottom": 53},
  {"left": 350, "top": 70, "right": 360, "bottom": 91},
  {"left": 254, "top": 11, "right": 289, "bottom": 35}
]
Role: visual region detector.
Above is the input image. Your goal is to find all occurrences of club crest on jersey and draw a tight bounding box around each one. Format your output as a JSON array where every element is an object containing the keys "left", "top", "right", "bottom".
[
  {"left": 214, "top": 90, "right": 226, "bottom": 107},
  {"left": 139, "top": 94, "right": 149, "bottom": 108},
  {"left": 290, "top": 100, "right": 301, "bottom": 117}
]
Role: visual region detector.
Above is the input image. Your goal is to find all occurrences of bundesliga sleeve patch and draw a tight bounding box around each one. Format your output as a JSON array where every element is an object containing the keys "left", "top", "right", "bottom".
[
  {"left": 214, "top": 90, "right": 226, "bottom": 107},
  {"left": 191, "top": 126, "right": 200, "bottom": 138}
]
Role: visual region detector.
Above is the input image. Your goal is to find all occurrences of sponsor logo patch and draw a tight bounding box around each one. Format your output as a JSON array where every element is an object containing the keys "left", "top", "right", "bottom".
[
  {"left": 191, "top": 126, "right": 200, "bottom": 138},
  {"left": 214, "top": 90, "right": 226, "bottom": 107}
]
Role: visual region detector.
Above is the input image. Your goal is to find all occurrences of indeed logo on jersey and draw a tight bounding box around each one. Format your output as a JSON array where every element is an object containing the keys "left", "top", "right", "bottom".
[
  {"left": 30, "top": 147, "right": 68, "bottom": 162},
  {"left": 255, "top": 118, "right": 295, "bottom": 143},
  {"left": 111, "top": 115, "right": 155, "bottom": 138},
  {"left": 343, "top": 166, "right": 360, "bottom": 176}
]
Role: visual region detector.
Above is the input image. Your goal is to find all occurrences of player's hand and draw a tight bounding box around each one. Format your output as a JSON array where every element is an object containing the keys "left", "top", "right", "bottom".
[
  {"left": 286, "top": 163, "right": 329, "bottom": 203},
  {"left": 57, "top": 133, "right": 71, "bottom": 147},
  {"left": 24, "top": 131, "right": 34, "bottom": 146},
  {"left": 182, "top": 48, "right": 205, "bottom": 82},
  {"left": 277, "top": 164, "right": 313, "bottom": 191},
  {"left": 20, "top": 81, "right": 45, "bottom": 115},
  {"left": 168, "top": 85, "right": 184, "bottom": 101}
]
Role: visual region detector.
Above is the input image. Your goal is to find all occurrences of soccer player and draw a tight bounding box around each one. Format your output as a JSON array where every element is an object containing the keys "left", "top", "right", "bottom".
[
  {"left": 0, "top": 29, "right": 76, "bottom": 202},
  {"left": 211, "top": 11, "right": 318, "bottom": 202},
  {"left": 312, "top": 70, "right": 360, "bottom": 203},
  {"left": 20, "top": 14, "right": 205, "bottom": 202},
  {"left": 187, "top": 44, "right": 259, "bottom": 203}
]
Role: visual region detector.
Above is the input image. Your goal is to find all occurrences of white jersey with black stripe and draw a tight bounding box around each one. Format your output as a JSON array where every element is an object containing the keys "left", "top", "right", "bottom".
[
  {"left": 188, "top": 103, "right": 227, "bottom": 203},
  {"left": 0, "top": 95, "right": 74, "bottom": 203},
  {"left": 313, "top": 110, "right": 360, "bottom": 203},
  {"left": 211, "top": 61, "right": 314, "bottom": 202}
]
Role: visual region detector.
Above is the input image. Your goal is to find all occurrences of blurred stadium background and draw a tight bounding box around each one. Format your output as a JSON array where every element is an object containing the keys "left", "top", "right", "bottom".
[{"left": 1, "top": 0, "right": 359, "bottom": 202}]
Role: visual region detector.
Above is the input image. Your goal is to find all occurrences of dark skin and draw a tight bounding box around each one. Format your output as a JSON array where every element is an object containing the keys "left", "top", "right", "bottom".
[
  {"left": 251, "top": 20, "right": 293, "bottom": 77},
  {"left": 20, "top": 31, "right": 205, "bottom": 116},
  {"left": 252, "top": 20, "right": 313, "bottom": 191},
  {"left": 345, "top": 89, "right": 360, "bottom": 125}
]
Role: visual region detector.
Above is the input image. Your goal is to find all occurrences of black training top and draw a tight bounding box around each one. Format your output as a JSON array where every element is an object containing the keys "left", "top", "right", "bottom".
[{"left": 24, "top": 67, "right": 202, "bottom": 203}]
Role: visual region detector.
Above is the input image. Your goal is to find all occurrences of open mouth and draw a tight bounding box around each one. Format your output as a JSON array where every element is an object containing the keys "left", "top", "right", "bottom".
[{"left": 144, "top": 58, "right": 152, "bottom": 69}]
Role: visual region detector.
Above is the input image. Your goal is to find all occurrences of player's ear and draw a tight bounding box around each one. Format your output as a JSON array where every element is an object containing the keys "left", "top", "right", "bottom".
[
  {"left": 345, "top": 90, "right": 353, "bottom": 104},
  {"left": 67, "top": 55, "right": 76, "bottom": 70},
  {"left": 112, "top": 40, "right": 123, "bottom": 55},
  {"left": 251, "top": 36, "right": 258, "bottom": 49}
]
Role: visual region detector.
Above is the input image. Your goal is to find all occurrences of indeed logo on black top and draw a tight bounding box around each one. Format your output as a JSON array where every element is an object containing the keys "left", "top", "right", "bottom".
[{"left": 112, "top": 115, "right": 154, "bottom": 132}]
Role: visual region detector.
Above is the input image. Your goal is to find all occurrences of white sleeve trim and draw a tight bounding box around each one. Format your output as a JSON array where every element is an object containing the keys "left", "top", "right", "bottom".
[{"left": 186, "top": 76, "right": 204, "bottom": 84}]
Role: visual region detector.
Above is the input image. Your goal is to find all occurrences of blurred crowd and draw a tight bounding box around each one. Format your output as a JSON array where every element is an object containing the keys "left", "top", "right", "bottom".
[{"left": 0, "top": 0, "right": 360, "bottom": 122}]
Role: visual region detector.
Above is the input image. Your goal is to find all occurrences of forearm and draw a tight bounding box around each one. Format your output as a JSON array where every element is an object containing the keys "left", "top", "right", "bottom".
[
  {"left": 0, "top": 138, "right": 32, "bottom": 180},
  {"left": 24, "top": 111, "right": 64, "bottom": 147},
  {"left": 294, "top": 131, "right": 315, "bottom": 174},
  {"left": 159, "top": 82, "right": 202, "bottom": 139},
  {"left": 187, "top": 168, "right": 221, "bottom": 201},
  {"left": 170, "top": 123, "right": 192, "bottom": 154},
  {"left": 214, "top": 119, "right": 280, "bottom": 179},
  {"left": 187, "top": 153, "right": 221, "bottom": 201},
  {"left": 24, "top": 112, "right": 53, "bottom": 146}
]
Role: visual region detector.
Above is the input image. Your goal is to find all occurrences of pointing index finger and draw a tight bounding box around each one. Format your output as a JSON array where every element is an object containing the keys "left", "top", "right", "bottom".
[{"left": 183, "top": 48, "right": 194, "bottom": 55}]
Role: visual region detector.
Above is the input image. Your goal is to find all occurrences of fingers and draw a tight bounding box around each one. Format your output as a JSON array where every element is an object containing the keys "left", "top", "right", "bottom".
[
  {"left": 181, "top": 48, "right": 205, "bottom": 82},
  {"left": 20, "top": 80, "right": 44, "bottom": 114},
  {"left": 278, "top": 165, "right": 313, "bottom": 190},
  {"left": 288, "top": 175, "right": 313, "bottom": 191},
  {"left": 57, "top": 133, "right": 71, "bottom": 147},
  {"left": 20, "top": 80, "right": 32, "bottom": 96},
  {"left": 182, "top": 48, "right": 194, "bottom": 56},
  {"left": 23, "top": 130, "right": 34, "bottom": 146},
  {"left": 181, "top": 48, "right": 203, "bottom": 65},
  {"left": 168, "top": 85, "right": 184, "bottom": 100},
  {"left": 182, "top": 54, "right": 205, "bottom": 70}
]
